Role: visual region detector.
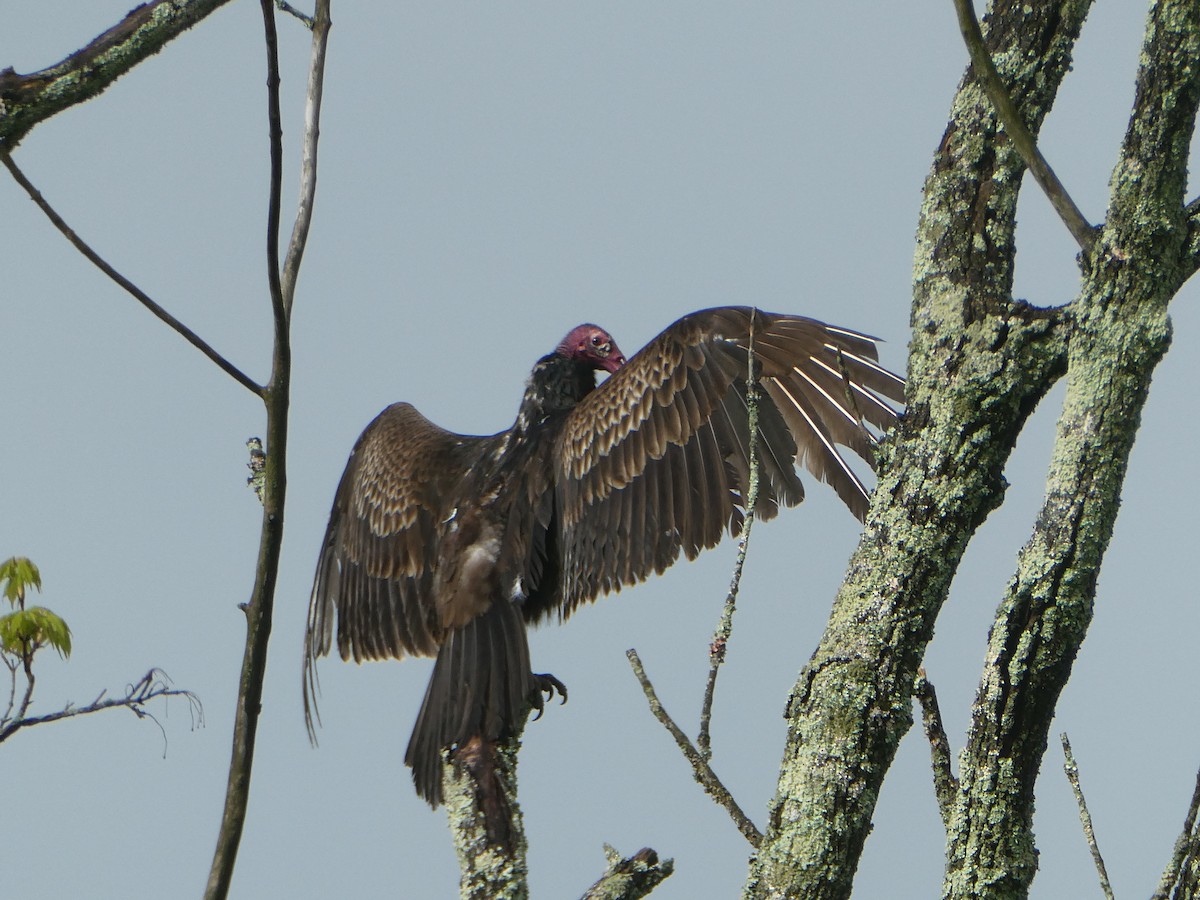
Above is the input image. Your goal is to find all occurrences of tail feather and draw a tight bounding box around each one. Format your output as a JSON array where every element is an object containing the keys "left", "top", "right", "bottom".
[{"left": 405, "top": 598, "right": 535, "bottom": 811}]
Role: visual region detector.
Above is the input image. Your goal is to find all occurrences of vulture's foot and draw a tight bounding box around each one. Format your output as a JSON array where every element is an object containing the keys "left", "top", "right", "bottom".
[{"left": 529, "top": 673, "right": 568, "bottom": 720}]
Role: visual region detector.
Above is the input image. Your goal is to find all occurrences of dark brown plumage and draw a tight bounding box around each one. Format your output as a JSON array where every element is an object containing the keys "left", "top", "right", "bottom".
[{"left": 303, "top": 306, "right": 904, "bottom": 815}]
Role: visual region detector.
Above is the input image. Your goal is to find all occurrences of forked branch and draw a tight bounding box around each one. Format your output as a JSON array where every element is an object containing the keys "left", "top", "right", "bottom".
[
  {"left": 627, "top": 649, "right": 762, "bottom": 847},
  {"left": 204, "top": 2, "right": 331, "bottom": 897}
]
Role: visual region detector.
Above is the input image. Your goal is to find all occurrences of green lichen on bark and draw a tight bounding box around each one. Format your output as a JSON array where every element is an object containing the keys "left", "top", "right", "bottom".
[
  {"left": 744, "top": 2, "right": 1094, "bottom": 898},
  {"left": 443, "top": 736, "right": 530, "bottom": 900},
  {"left": 944, "top": 2, "right": 1200, "bottom": 896},
  {"left": 0, "top": 0, "right": 235, "bottom": 148},
  {"left": 580, "top": 846, "right": 675, "bottom": 900}
]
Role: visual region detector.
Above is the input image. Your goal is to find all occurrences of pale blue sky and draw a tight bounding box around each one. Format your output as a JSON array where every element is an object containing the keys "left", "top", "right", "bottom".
[{"left": 2, "top": 3, "right": 1197, "bottom": 898}]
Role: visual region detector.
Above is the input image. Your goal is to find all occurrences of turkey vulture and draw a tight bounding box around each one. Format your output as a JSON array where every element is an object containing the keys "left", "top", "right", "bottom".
[{"left": 303, "top": 306, "right": 903, "bottom": 812}]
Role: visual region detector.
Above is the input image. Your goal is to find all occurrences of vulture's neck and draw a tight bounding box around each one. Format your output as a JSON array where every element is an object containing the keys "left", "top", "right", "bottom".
[{"left": 514, "top": 353, "right": 597, "bottom": 434}]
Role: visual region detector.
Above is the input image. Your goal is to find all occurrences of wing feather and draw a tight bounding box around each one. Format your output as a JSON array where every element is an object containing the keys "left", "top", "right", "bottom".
[
  {"left": 555, "top": 306, "right": 903, "bottom": 615},
  {"left": 304, "top": 402, "right": 490, "bottom": 737}
]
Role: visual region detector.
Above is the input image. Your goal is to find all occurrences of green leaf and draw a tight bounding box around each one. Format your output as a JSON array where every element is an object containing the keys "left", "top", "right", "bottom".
[
  {"left": 0, "top": 607, "right": 72, "bottom": 658},
  {"left": 0, "top": 557, "right": 42, "bottom": 605}
]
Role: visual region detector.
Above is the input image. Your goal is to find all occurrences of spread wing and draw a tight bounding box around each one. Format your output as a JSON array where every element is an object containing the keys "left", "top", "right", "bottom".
[
  {"left": 554, "top": 306, "right": 904, "bottom": 614},
  {"left": 303, "top": 402, "right": 489, "bottom": 737}
]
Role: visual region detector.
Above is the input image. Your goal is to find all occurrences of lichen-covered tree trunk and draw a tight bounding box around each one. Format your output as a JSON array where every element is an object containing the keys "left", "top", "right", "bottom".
[
  {"left": 943, "top": 2, "right": 1200, "bottom": 897},
  {"left": 744, "top": 1, "right": 1200, "bottom": 898}
]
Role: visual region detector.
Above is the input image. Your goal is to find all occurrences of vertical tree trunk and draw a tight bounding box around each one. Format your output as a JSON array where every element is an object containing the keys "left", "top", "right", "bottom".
[
  {"left": 944, "top": 2, "right": 1200, "bottom": 897},
  {"left": 744, "top": 2, "right": 1098, "bottom": 896},
  {"left": 747, "top": 1, "right": 1200, "bottom": 897}
]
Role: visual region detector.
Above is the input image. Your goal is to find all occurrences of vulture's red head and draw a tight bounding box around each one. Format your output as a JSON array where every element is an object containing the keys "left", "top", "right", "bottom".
[{"left": 557, "top": 324, "right": 626, "bottom": 374}]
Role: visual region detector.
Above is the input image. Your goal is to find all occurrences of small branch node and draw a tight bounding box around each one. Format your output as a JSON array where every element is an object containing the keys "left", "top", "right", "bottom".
[
  {"left": 275, "top": 0, "right": 314, "bottom": 27},
  {"left": 579, "top": 844, "right": 674, "bottom": 900}
]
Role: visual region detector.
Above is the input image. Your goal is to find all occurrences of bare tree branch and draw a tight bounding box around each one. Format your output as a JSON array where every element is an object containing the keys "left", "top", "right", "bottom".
[
  {"left": 1061, "top": 734, "right": 1115, "bottom": 900},
  {"left": 0, "top": 668, "right": 202, "bottom": 746},
  {"left": 275, "top": 0, "right": 315, "bottom": 28},
  {"left": 746, "top": 1, "right": 1081, "bottom": 894},
  {"left": 3, "top": 2, "right": 328, "bottom": 894},
  {"left": 0, "top": 0, "right": 237, "bottom": 148},
  {"left": 951, "top": 0, "right": 1097, "bottom": 254},
  {"left": 627, "top": 649, "right": 761, "bottom": 848},
  {"left": 281, "top": 0, "right": 331, "bottom": 317},
  {"left": 261, "top": 2, "right": 287, "bottom": 331},
  {"left": 0, "top": 152, "right": 264, "bottom": 397},
  {"left": 1, "top": 650, "right": 37, "bottom": 736},
  {"left": 943, "top": 3, "right": 1200, "bottom": 896}
]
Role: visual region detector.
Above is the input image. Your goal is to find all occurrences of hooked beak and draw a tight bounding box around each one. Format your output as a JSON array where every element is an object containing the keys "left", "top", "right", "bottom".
[{"left": 601, "top": 348, "right": 626, "bottom": 373}]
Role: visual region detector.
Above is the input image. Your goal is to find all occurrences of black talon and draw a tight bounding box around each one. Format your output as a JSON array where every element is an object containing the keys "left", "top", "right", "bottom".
[{"left": 529, "top": 673, "right": 568, "bottom": 720}]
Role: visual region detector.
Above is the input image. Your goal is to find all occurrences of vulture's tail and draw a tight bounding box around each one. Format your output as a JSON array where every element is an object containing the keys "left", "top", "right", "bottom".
[{"left": 405, "top": 597, "right": 537, "bottom": 842}]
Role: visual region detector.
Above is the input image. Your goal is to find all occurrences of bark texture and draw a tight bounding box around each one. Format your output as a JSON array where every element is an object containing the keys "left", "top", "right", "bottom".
[
  {"left": 746, "top": 0, "right": 1200, "bottom": 896},
  {"left": 443, "top": 736, "right": 531, "bottom": 900},
  {"left": 944, "top": 2, "right": 1200, "bottom": 897},
  {"left": 0, "top": 0, "right": 235, "bottom": 148}
]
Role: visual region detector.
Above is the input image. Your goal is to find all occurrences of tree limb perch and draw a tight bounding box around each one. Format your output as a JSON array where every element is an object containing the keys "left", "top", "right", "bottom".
[{"left": 0, "top": 0, "right": 237, "bottom": 148}]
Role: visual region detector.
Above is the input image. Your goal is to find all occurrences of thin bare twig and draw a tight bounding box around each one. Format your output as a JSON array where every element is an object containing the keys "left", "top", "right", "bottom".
[
  {"left": 698, "top": 310, "right": 760, "bottom": 760},
  {"left": 1153, "top": 760, "right": 1200, "bottom": 900},
  {"left": 0, "top": 668, "right": 202, "bottom": 745},
  {"left": 0, "top": 152, "right": 264, "bottom": 397},
  {"left": 951, "top": 0, "right": 1097, "bottom": 254},
  {"left": 9, "top": 650, "right": 37, "bottom": 731},
  {"left": 914, "top": 671, "right": 957, "bottom": 829},
  {"left": 280, "top": 0, "right": 330, "bottom": 316},
  {"left": 1061, "top": 734, "right": 1116, "bottom": 900},
  {"left": 2, "top": 657, "right": 17, "bottom": 724},
  {"left": 275, "top": 0, "right": 314, "bottom": 27},
  {"left": 627, "top": 649, "right": 761, "bottom": 847},
  {"left": 261, "top": 2, "right": 287, "bottom": 332}
]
